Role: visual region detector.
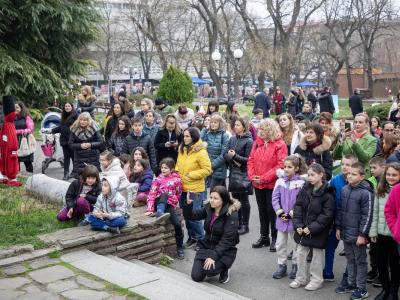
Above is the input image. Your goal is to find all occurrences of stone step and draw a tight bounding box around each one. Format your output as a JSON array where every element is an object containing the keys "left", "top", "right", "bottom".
[{"left": 108, "top": 255, "right": 250, "bottom": 300}]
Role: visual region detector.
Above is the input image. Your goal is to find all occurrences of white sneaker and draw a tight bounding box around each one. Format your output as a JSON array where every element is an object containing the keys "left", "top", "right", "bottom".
[
  {"left": 289, "top": 281, "right": 304, "bottom": 289},
  {"left": 305, "top": 282, "right": 322, "bottom": 291}
]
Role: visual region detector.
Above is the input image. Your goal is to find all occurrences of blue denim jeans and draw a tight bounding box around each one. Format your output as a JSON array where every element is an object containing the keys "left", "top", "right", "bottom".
[
  {"left": 88, "top": 214, "right": 127, "bottom": 231},
  {"left": 324, "top": 229, "right": 340, "bottom": 277},
  {"left": 180, "top": 192, "right": 204, "bottom": 241}
]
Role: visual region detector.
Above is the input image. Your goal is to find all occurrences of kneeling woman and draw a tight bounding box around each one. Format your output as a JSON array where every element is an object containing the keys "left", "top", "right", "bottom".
[{"left": 183, "top": 186, "right": 240, "bottom": 284}]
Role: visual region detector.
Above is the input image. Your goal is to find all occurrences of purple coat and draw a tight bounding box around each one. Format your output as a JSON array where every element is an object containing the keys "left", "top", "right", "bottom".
[{"left": 272, "top": 171, "right": 306, "bottom": 232}]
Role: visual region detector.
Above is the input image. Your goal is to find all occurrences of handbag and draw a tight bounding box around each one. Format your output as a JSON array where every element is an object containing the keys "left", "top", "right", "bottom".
[
  {"left": 228, "top": 167, "right": 253, "bottom": 194},
  {"left": 18, "top": 134, "right": 36, "bottom": 157},
  {"left": 27, "top": 134, "right": 37, "bottom": 153}
]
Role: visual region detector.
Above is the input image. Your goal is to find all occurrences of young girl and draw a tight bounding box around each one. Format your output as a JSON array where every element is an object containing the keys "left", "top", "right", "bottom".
[
  {"left": 57, "top": 165, "right": 101, "bottom": 222},
  {"left": 223, "top": 102, "right": 239, "bottom": 127},
  {"left": 119, "top": 153, "right": 133, "bottom": 179},
  {"left": 206, "top": 100, "right": 219, "bottom": 115},
  {"left": 131, "top": 146, "right": 149, "bottom": 162},
  {"left": 129, "top": 159, "right": 153, "bottom": 207},
  {"left": 143, "top": 110, "right": 160, "bottom": 142},
  {"left": 370, "top": 163, "right": 400, "bottom": 299},
  {"left": 145, "top": 158, "right": 184, "bottom": 258},
  {"left": 290, "top": 164, "right": 335, "bottom": 291},
  {"left": 104, "top": 102, "right": 126, "bottom": 143},
  {"left": 107, "top": 115, "right": 130, "bottom": 157},
  {"left": 370, "top": 116, "right": 382, "bottom": 138},
  {"left": 272, "top": 155, "right": 307, "bottom": 280},
  {"left": 88, "top": 176, "right": 128, "bottom": 234},
  {"left": 100, "top": 150, "right": 130, "bottom": 191}
]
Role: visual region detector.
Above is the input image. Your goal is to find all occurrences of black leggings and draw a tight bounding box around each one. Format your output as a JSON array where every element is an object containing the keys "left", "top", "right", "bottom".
[
  {"left": 232, "top": 193, "right": 250, "bottom": 226},
  {"left": 254, "top": 188, "right": 276, "bottom": 239},
  {"left": 155, "top": 194, "right": 183, "bottom": 238},
  {"left": 377, "top": 234, "right": 400, "bottom": 289},
  {"left": 191, "top": 257, "right": 227, "bottom": 282},
  {"left": 62, "top": 146, "right": 74, "bottom": 174}
]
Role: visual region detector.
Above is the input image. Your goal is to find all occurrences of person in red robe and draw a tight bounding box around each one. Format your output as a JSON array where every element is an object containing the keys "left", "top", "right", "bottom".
[{"left": 0, "top": 96, "right": 21, "bottom": 186}]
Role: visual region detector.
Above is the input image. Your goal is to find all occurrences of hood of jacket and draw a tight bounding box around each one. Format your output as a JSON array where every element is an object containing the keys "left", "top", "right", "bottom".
[
  {"left": 102, "top": 175, "right": 120, "bottom": 198},
  {"left": 298, "top": 135, "right": 331, "bottom": 155},
  {"left": 78, "top": 94, "right": 96, "bottom": 103},
  {"left": 102, "top": 157, "right": 121, "bottom": 172},
  {"left": 350, "top": 179, "right": 374, "bottom": 193},
  {"left": 180, "top": 139, "right": 207, "bottom": 154},
  {"left": 313, "top": 182, "right": 335, "bottom": 197},
  {"left": 237, "top": 132, "right": 252, "bottom": 140},
  {"left": 276, "top": 169, "right": 308, "bottom": 181}
]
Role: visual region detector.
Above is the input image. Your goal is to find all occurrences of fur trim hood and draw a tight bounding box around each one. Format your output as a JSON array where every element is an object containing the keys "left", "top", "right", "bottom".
[
  {"left": 180, "top": 139, "right": 207, "bottom": 153},
  {"left": 78, "top": 94, "right": 96, "bottom": 104},
  {"left": 227, "top": 198, "right": 241, "bottom": 215},
  {"left": 298, "top": 135, "right": 331, "bottom": 155}
]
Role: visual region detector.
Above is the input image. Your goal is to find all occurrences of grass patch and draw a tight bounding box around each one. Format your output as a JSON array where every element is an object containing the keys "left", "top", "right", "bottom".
[
  {"left": 159, "top": 254, "right": 173, "bottom": 268},
  {"left": 0, "top": 184, "right": 77, "bottom": 249},
  {"left": 104, "top": 283, "right": 149, "bottom": 300},
  {"left": 47, "top": 249, "right": 62, "bottom": 259}
]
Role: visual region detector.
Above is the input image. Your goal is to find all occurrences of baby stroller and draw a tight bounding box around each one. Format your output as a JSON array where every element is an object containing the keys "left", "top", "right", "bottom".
[{"left": 40, "top": 107, "right": 64, "bottom": 174}]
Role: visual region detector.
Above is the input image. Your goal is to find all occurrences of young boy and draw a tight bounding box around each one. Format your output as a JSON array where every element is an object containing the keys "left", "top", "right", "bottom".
[
  {"left": 123, "top": 117, "right": 157, "bottom": 172},
  {"left": 336, "top": 162, "right": 374, "bottom": 300},
  {"left": 142, "top": 110, "right": 160, "bottom": 143},
  {"left": 324, "top": 154, "right": 358, "bottom": 281},
  {"left": 366, "top": 156, "right": 385, "bottom": 286},
  {"left": 251, "top": 108, "right": 263, "bottom": 128},
  {"left": 88, "top": 176, "right": 128, "bottom": 234}
]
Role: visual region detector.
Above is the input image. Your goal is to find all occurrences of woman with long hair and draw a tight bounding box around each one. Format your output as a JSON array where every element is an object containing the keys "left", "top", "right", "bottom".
[
  {"left": 107, "top": 115, "right": 130, "bottom": 157},
  {"left": 51, "top": 101, "right": 78, "bottom": 180},
  {"left": 14, "top": 101, "right": 34, "bottom": 173},
  {"left": 223, "top": 101, "right": 240, "bottom": 127},
  {"left": 273, "top": 86, "right": 286, "bottom": 115},
  {"left": 248, "top": 119, "right": 288, "bottom": 251},
  {"left": 176, "top": 127, "right": 211, "bottom": 248},
  {"left": 104, "top": 102, "right": 126, "bottom": 143},
  {"left": 77, "top": 85, "right": 96, "bottom": 119},
  {"left": 69, "top": 112, "right": 103, "bottom": 178},
  {"left": 277, "top": 113, "right": 303, "bottom": 155},
  {"left": 206, "top": 100, "right": 220, "bottom": 115}
]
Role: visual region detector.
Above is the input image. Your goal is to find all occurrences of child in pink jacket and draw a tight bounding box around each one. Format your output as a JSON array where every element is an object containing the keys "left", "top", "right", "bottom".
[
  {"left": 145, "top": 157, "right": 184, "bottom": 259},
  {"left": 384, "top": 183, "right": 400, "bottom": 244}
]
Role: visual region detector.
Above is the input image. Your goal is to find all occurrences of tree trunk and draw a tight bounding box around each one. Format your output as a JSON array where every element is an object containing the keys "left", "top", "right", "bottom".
[
  {"left": 366, "top": 49, "right": 374, "bottom": 98},
  {"left": 209, "top": 67, "right": 223, "bottom": 97},
  {"left": 345, "top": 59, "right": 353, "bottom": 97},
  {"left": 258, "top": 72, "right": 265, "bottom": 90}
]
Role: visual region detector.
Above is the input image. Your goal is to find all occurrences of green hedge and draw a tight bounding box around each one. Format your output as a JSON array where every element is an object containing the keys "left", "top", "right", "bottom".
[{"left": 366, "top": 103, "right": 392, "bottom": 121}]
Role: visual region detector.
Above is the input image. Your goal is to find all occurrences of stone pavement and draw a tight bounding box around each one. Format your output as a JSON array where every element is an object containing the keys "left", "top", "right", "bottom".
[{"left": 0, "top": 256, "right": 139, "bottom": 300}]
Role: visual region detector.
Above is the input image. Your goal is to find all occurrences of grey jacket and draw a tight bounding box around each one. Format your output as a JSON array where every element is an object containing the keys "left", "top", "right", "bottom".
[
  {"left": 369, "top": 193, "right": 392, "bottom": 238},
  {"left": 336, "top": 180, "right": 374, "bottom": 243},
  {"left": 93, "top": 176, "right": 128, "bottom": 220}
]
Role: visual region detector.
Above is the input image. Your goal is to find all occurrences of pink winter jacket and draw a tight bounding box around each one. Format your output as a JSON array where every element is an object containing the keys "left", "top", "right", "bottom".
[
  {"left": 146, "top": 171, "right": 183, "bottom": 212},
  {"left": 384, "top": 184, "right": 400, "bottom": 243},
  {"left": 16, "top": 115, "right": 34, "bottom": 135}
]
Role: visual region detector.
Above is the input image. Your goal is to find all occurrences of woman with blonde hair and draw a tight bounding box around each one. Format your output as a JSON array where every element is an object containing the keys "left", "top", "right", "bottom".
[
  {"left": 69, "top": 112, "right": 103, "bottom": 178},
  {"left": 77, "top": 85, "right": 97, "bottom": 119},
  {"left": 277, "top": 113, "right": 303, "bottom": 155},
  {"left": 248, "top": 118, "right": 288, "bottom": 251},
  {"left": 200, "top": 114, "right": 229, "bottom": 190}
]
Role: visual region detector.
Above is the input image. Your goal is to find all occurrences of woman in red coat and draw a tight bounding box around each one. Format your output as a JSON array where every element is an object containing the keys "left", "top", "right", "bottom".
[
  {"left": 0, "top": 96, "right": 21, "bottom": 186},
  {"left": 248, "top": 118, "right": 287, "bottom": 251}
]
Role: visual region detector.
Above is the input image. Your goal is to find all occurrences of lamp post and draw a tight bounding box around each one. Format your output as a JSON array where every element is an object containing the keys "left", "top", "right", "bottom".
[
  {"left": 212, "top": 48, "right": 243, "bottom": 100},
  {"left": 321, "top": 71, "right": 327, "bottom": 87}
]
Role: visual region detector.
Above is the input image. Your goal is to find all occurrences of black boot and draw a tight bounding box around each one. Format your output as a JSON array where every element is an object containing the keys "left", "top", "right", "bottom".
[
  {"left": 387, "top": 285, "right": 399, "bottom": 300},
  {"left": 375, "top": 288, "right": 390, "bottom": 300},
  {"left": 176, "top": 235, "right": 184, "bottom": 259},
  {"left": 252, "top": 235, "right": 270, "bottom": 248},
  {"left": 289, "top": 264, "right": 297, "bottom": 279},
  {"left": 105, "top": 226, "right": 120, "bottom": 234},
  {"left": 238, "top": 224, "right": 249, "bottom": 235},
  {"left": 62, "top": 171, "right": 69, "bottom": 181},
  {"left": 269, "top": 237, "right": 277, "bottom": 252}
]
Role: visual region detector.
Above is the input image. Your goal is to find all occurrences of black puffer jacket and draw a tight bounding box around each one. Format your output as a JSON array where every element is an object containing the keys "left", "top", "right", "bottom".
[
  {"left": 107, "top": 133, "right": 128, "bottom": 157},
  {"left": 154, "top": 128, "right": 183, "bottom": 163},
  {"left": 123, "top": 132, "right": 157, "bottom": 172},
  {"left": 69, "top": 124, "right": 103, "bottom": 177},
  {"left": 294, "top": 135, "right": 333, "bottom": 180},
  {"left": 183, "top": 199, "right": 241, "bottom": 268},
  {"left": 104, "top": 115, "right": 120, "bottom": 143},
  {"left": 318, "top": 92, "right": 335, "bottom": 114},
  {"left": 77, "top": 96, "right": 96, "bottom": 119},
  {"left": 293, "top": 182, "right": 335, "bottom": 249},
  {"left": 336, "top": 180, "right": 374, "bottom": 243},
  {"left": 65, "top": 178, "right": 101, "bottom": 209},
  {"left": 51, "top": 111, "right": 78, "bottom": 146}
]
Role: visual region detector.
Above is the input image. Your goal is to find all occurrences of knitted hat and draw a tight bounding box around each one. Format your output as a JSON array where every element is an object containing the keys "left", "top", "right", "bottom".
[
  {"left": 2, "top": 95, "right": 15, "bottom": 115},
  {"left": 155, "top": 97, "right": 165, "bottom": 106},
  {"left": 178, "top": 106, "right": 188, "bottom": 114}
]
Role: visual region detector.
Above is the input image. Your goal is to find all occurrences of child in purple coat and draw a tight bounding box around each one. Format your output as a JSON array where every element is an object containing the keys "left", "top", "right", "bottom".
[{"left": 272, "top": 155, "right": 307, "bottom": 280}]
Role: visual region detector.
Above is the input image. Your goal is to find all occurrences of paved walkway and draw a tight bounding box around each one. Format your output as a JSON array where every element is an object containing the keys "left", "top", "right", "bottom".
[{"left": 0, "top": 257, "right": 138, "bottom": 299}]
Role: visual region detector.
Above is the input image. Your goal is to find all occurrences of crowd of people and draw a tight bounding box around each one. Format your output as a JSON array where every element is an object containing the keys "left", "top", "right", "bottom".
[{"left": 1, "top": 84, "right": 400, "bottom": 300}]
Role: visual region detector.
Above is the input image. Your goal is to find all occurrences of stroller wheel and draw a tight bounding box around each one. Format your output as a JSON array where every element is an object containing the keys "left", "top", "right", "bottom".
[{"left": 41, "top": 161, "right": 47, "bottom": 174}]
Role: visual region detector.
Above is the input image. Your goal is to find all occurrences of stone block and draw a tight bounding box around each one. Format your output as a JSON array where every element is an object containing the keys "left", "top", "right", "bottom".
[
  {"left": 22, "top": 284, "right": 42, "bottom": 293},
  {"left": 76, "top": 275, "right": 105, "bottom": 290},
  {"left": 29, "top": 258, "right": 60, "bottom": 269},
  {"left": 29, "top": 265, "right": 75, "bottom": 284},
  {"left": 142, "top": 253, "right": 162, "bottom": 264},
  {"left": 47, "top": 279, "right": 79, "bottom": 293},
  {"left": 0, "top": 277, "right": 31, "bottom": 290},
  {"left": 115, "top": 239, "right": 147, "bottom": 251},
  {"left": 60, "top": 249, "right": 93, "bottom": 264},
  {"left": 146, "top": 234, "right": 165, "bottom": 244},
  {"left": 93, "top": 246, "right": 116, "bottom": 256},
  {"left": 0, "top": 249, "right": 15, "bottom": 259},
  {"left": 118, "top": 240, "right": 166, "bottom": 258},
  {"left": 137, "top": 249, "right": 161, "bottom": 260},
  {"left": 26, "top": 174, "right": 69, "bottom": 204},
  {"left": 12, "top": 244, "right": 34, "bottom": 254},
  {"left": 61, "top": 289, "right": 111, "bottom": 300},
  {"left": 17, "top": 291, "right": 60, "bottom": 300},
  {"left": 0, "top": 290, "right": 25, "bottom": 299},
  {"left": 0, "top": 247, "right": 60, "bottom": 268},
  {"left": 59, "top": 236, "right": 94, "bottom": 249},
  {"left": 2, "top": 264, "right": 27, "bottom": 275}
]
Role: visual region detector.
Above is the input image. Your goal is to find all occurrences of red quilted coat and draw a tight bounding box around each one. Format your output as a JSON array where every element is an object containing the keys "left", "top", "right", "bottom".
[
  {"left": 247, "top": 136, "right": 287, "bottom": 190},
  {"left": 0, "top": 111, "right": 19, "bottom": 179}
]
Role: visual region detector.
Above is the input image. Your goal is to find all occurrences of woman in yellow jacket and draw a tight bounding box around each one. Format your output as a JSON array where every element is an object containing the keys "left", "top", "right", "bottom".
[{"left": 176, "top": 127, "right": 211, "bottom": 248}]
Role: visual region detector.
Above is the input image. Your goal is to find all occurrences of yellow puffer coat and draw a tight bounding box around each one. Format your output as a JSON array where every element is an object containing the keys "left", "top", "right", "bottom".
[{"left": 176, "top": 139, "right": 211, "bottom": 193}]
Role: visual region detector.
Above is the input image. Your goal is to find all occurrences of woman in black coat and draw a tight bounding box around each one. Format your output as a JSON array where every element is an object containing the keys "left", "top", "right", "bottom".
[
  {"left": 294, "top": 122, "right": 333, "bottom": 180},
  {"left": 154, "top": 114, "right": 183, "bottom": 172},
  {"left": 107, "top": 115, "right": 130, "bottom": 157},
  {"left": 69, "top": 112, "right": 103, "bottom": 178},
  {"left": 224, "top": 117, "right": 253, "bottom": 235},
  {"left": 290, "top": 164, "right": 335, "bottom": 290},
  {"left": 183, "top": 186, "right": 241, "bottom": 284},
  {"left": 104, "top": 102, "right": 125, "bottom": 143},
  {"left": 51, "top": 102, "right": 77, "bottom": 180}
]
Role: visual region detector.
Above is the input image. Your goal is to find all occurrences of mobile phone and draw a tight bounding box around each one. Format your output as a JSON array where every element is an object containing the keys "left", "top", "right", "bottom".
[{"left": 345, "top": 122, "right": 352, "bottom": 131}]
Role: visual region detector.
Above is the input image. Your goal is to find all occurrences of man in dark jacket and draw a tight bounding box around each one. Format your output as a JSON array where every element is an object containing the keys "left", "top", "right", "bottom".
[
  {"left": 123, "top": 117, "right": 157, "bottom": 172},
  {"left": 335, "top": 162, "right": 374, "bottom": 298},
  {"left": 349, "top": 89, "right": 363, "bottom": 118},
  {"left": 253, "top": 88, "right": 271, "bottom": 118},
  {"left": 318, "top": 87, "right": 335, "bottom": 115}
]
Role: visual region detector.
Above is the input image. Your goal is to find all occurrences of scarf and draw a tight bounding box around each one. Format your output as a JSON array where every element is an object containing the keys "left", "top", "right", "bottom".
[
  {"left": 354, "top": 130, "right": 368, "bottom": 141},
  {"left": 306, "top": 140, "right": 322, "bottom": 150},
  {"left": 71, "top": 123, "right": 98, "bottom": 141}
]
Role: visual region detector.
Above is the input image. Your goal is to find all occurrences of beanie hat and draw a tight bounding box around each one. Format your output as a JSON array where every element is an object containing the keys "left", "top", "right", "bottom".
[
  {"left": 3, "top": 95, "right": 15, "bottom": 115},
  {"left": 155, "top": 97, "right": 165, "bottom": 106},
  {"left": 178, "top": 106, "right": 188, "bottom": 114}
]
